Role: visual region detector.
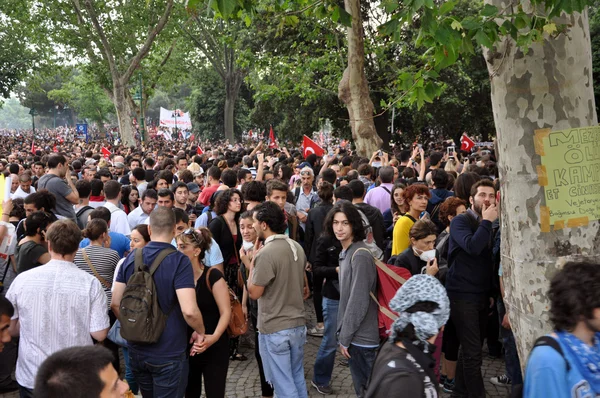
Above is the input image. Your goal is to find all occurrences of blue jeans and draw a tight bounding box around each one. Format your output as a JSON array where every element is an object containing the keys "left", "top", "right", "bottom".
[
  {"left": 497, "top": 299, "right": 523, "bottom": 389},
  {"left": 348, "top": 344, "right": 378, "bottom": 398},
  {"left": 313, "top": 297, "right": 339, "bottom": 386},
  {"left": 128, "top": 351, "right": 188, "bottom": 398},
  {"left": 122, "top": 347, "right": 138, "bottom": 394},
  {"left": 259, "top": 325, "right": 308, "bottom": 398}
]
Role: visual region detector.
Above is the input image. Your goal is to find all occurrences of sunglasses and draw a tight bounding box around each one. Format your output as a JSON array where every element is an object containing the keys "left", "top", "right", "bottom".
[
  {"left": 182, "top": 228, "right": 201, "bottom": 246},
  {"left": 300, "top": 171, "right": 313, "bottom": 176}
]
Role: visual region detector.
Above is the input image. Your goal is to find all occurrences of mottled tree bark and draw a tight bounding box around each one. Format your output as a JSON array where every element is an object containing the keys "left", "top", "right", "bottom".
[
  {"left": 113, "top": 84, "right": 136, "bottom": 146},
  {"left": 338, "top": 0, "right": 382, "bottom": 157},
  {"left": 484, "top": 2, "right": 598, "bottom": 362}
]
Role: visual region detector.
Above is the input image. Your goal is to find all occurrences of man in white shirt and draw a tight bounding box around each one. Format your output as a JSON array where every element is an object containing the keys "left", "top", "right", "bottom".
[
  {"left": 103, "top": 180, "right": 131, "bottom": 236},
  {"left": 6, "top": 219, "right": 110, "bottom": 397},
  {"left": 128, "top": 189, "right": 157, "bottom": 229},
  {"left": 11, "top": 174, "right": 36, "bottom": 200}
]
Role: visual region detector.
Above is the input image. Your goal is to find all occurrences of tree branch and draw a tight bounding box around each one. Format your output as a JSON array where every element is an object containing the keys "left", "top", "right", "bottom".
[
  {"left": 123, "top": 0, "right": 175, "bottom": 82},
  {"left": 81, "top": 0, "right": 118, "bottom": 80}
]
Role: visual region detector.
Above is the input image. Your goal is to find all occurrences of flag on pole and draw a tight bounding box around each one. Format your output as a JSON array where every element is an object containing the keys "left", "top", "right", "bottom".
[
  {"left": 268, "top": 125, "right": 277, "bottom": 149},
  {"left": 197, "top": 145, "right": 203, "bottom": 155},
  {"left": 31, "top": 140, "right": 36, "bottom": 154},
  {"left": 52, "top": 145, "right": 58, "bottom": 153},
  {"left": 302, "top": 135, "right": 325, "bottom": 158},
  {"left": 101, "top": 147, "right": 112, "bottom": 159},
  {"left": 248, "top": 129, "right": 253, "bottom": 138},
  {"left": 460, "top": 134, "right": 475, "bottom": 152}
]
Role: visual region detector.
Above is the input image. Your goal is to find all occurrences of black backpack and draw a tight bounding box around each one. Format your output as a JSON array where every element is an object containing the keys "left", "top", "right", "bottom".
[
  {"left": 118, "top": 247, "right": 176, "bottom": 344},
  {"left": 76, "top": 205, "right": 94, "bottom": 230}
]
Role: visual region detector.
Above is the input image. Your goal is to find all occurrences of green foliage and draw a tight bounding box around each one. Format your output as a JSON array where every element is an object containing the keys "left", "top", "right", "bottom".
[
  {"left": 187, "top": 67, "right": 251, "bottom": 140},
  {"left": 0, "top": 98, "right": 32, "bottom": 129},
  {"left": 47, "top": 69, "right": 115, "bottom": 127}
]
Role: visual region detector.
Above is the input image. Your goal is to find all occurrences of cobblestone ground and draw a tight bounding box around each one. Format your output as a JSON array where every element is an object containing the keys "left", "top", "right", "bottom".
[{"left": 0, "top": 300, "right": 510, "bottom": 398}]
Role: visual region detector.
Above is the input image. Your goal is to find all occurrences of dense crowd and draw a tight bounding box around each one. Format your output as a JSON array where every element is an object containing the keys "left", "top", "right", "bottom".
[{"left": 0, "top": 133, "right": 598, "bottom": 398}]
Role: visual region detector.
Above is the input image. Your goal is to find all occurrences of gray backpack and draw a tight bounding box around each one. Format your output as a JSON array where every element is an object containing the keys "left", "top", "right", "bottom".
[{"left": 118, "top": 247, "right": 176, "bottom": 344}]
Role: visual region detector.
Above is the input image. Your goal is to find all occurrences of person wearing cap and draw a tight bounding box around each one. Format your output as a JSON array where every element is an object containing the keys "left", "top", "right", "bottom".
[
  {"left": 365, "top": 274, "right": 450, "bottom": 397},
  {"left": 113, "top": 162, "right": 126, "bottom": 181},
  {"left": 187, "top": 182, "right": 203, "bottom": 217}
]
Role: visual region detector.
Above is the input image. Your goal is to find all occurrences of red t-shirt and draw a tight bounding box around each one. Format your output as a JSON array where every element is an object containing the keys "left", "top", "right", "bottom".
[{"left": 199, "top": 184, "right": 220, "bottom": 206}]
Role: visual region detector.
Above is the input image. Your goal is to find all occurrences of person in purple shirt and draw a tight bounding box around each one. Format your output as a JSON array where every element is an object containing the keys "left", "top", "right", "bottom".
[{"left": 364, "top": 166, "right": 395, "bottom": 214}]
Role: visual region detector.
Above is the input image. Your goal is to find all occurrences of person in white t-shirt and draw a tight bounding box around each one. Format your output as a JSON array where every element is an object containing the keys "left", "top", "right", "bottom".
[{"left": 103, "top": 180, "right": 131, "bottom": 236}]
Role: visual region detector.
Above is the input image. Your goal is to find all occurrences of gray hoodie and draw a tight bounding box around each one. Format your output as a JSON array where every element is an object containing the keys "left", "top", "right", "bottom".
[{"left": 337, "top": 241, "right": 379, "bottom": 347}]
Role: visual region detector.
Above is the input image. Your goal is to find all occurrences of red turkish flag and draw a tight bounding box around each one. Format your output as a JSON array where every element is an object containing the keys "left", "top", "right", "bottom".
[
  {"left": 302, "top": 135, "right": 324, "bottom": 158},
  {"left": 460, "top": 134, "right": 475, "bottom": 152},
  {"left": 53, "top": 145, "right": 58, "bottom": 153},
  {"left": 101, "top": 147, "right": 112, "bottom": 159},
  {"left": 197, "top": 145, "right": 203, "bottom": 155},
  {"left": 31, "top": 140, "right": 36, "bottom": 154},
  {"left": 268, "top": 125, "right": 277, "bottom": 149}
]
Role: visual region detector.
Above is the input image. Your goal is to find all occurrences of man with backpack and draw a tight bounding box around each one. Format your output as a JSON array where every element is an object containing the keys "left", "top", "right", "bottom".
[
  {"left": 326, "top": 200, "right": 378, "bottom": 398},
  {"left": 37, "top": 154, "right": 79, "bottom": 221},
  {"left": 111, "top": 207, "right": 206, "bottom": 397},
  {"left": 364, "top": 166, "right": 395, "bottom": 214},
  {"left": 523, "top": 260, "right": 600, "bottom": 398},
  {"left": 74, "top": 180, "right": 94, "bottom": 230},
  {"left": 445, "top": 179, "right": 498, "bottom": 398}
]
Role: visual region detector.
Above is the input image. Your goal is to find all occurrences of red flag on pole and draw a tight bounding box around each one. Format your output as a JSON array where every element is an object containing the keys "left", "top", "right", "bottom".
[
  {"left": 197, "top": 145, "right": 203, "bottom": 155},
  {"left": 53, "top": 145, "right": 58, "bottom": 153},
  {"left": 460, "top": 134, "right": 475, "bottom": 152},
  {"left": 31, "top": 140, "right": 36, "bottom": 154},
  {"left": 101, "top": 147, "right": 112, "bottom": 159},
  {"left": 268, "top": 125, "right": 277, "bottom": 149},
  {"left": 248, "top": 129, "right": 253, "bottom": 138},
  {"left": 302, "top": 135, "right": 325, "bottom": 158}
]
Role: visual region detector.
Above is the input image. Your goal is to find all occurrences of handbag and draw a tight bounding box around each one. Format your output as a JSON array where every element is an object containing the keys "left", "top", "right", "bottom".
[
  {"left": 81, "top": 248, "right": 112, "bottom": 289},
  {"left": 107, "top": 320, "right": 127, "bottom": 346},
  {"left": 206, "top": 267, "right": 248, "bottom": 337}
]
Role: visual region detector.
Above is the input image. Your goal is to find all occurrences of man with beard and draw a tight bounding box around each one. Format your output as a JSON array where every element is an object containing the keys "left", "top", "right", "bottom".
[
  {"left": 37, "top": 154, "right": 79, "bottom": 221},
  {"left": 247, "top": 202, "right": 308, "bottom": 398},
  {"left": 445, "top": 179, "right": 498, "bottom": 398}
]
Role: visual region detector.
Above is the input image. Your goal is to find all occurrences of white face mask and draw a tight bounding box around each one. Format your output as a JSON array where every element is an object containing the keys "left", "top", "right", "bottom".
[
  {"left": 418, "top": 249, "right": 436, "bottom": 262},
  {"left": 242, "top": 240, "right": 254, "bottom": 251}
]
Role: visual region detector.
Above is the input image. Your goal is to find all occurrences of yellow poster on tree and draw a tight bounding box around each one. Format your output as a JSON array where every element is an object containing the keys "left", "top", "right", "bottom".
[{"left": 535, "top": 126, "right": 600, "bottom": 232}]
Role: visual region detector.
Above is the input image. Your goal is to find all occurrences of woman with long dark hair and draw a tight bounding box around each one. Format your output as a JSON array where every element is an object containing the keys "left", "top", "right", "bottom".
[
  {"left": 209, "top": 188, "right": 245, "bottom": 361},
  {"left": 120, "top": 185, "right": 139, "bottom": 214}
]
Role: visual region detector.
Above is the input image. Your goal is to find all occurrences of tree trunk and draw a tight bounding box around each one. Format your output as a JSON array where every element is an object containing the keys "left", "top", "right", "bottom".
[
  {"left": 224, "top": 71, "right": 243, "bottom": 143},
  {"left": 338, "top": 0, "right": 382, "bottom": 157},
  {"left": 483, "top": 4, "right": 598, "bottom": 363},
  {"left": 113, "top": 83, "right": 136, "bottom": 146}
]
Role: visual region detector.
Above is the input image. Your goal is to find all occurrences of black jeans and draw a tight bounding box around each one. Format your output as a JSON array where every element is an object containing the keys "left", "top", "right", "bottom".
[
  {"left": 185, "top": 335, "right": 230, "bottom": 398},
  {"left": 450, "top": 297, "right": 488, "bottom": 398},
  {"left": 312, "top": 274, "right": 324, "bottom": 324}
]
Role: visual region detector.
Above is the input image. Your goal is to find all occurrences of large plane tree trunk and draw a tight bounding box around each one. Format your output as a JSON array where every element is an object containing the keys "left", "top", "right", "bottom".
[
  {"left": 338, "top": 0, "right": 382, "bottom": 157},
  {"left": 484, "top": 3, "right": 598, "bottom": 362},
  {"left": 113, "top": 83, "right": 136, "bottom": 146}
]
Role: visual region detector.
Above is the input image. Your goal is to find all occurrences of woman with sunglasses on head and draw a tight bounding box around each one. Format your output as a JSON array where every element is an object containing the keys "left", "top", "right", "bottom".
[
  {"left": 208, "top": 188, "right": 245, "bottom": 361},
  {"left": 177, "top": 228, "right": 231, "bottom": 398}
]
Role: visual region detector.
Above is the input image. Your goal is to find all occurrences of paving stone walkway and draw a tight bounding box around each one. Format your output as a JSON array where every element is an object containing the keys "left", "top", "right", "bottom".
[{"left": 0, "top": 300, "right": 511, "bottom": 397}]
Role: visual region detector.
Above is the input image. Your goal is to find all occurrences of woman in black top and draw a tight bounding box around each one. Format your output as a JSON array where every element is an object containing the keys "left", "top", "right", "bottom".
[
  {"left": 365, "top": 275, "right": 450, "bottom": 398},
  {"left": 177, "top": 228, "right": 231, "bottom": 398},
  {"left": 208, "top": 188, "right": 244, "bottom": 361},
  {"left": 15, "top": 211, "right": 56, "bottom": 274}
]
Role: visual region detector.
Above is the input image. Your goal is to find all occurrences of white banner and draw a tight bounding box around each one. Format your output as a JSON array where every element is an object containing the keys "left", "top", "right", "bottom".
[{"left": 159, "top": 107, "right": 192, "bottom": 129}]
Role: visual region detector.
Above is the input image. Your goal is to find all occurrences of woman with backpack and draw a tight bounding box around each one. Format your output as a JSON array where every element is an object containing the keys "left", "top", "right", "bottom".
[
  {"left": 365, "top": 274, "right": 450, "bottom": 398},
  {"left": 208, "top": 188, "right": 245, "bottom": 361},
  {"left": 177, "top": 227, "right": 231, "bottom": 398}
]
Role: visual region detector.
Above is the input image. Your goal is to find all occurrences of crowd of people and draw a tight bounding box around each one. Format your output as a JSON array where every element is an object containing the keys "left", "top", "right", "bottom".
[{"left": 0, "top": 132, "right": 597, "bottom": 398}]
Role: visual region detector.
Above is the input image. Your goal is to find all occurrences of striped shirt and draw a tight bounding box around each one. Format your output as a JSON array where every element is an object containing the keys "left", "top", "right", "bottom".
[{"left": 74, "top": 245, "right": 121, "bottom": 306}]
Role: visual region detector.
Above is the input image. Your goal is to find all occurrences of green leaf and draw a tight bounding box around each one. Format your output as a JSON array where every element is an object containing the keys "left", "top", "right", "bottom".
[
  {"left": 215, "top": 0, "right": 237, "bottom": 18},
  {"left": 331, "top": 5, "right": 340, "bottom": 23},
  {"left": 423, "top": 0, "right": 434, "bottom": 9},
  {"left": 439, "top": 0, "right": 456, "bottom": 15},
  {"left": 543, "top": 22, "right": 557, "bottom": 35},
  {"left": 514, "top": 14, "right": 529, "bottom": 30},
  {"left": 461, "top": 17, "right": 481, "bottom": 31},
  {"left": 338, "top": 7, "right": 352, "bottom": 27},
  {"left": 474, "top": 29, "right": 493, "bottom": 48},
  {"left": 450, "top": 19, "right": 462, "bottom": 31},
  {"left": 481, "top": 4, "right": 498, "bottom": 17}
]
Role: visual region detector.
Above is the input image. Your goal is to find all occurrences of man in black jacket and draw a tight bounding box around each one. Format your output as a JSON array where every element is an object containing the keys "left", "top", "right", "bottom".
[
  {"left": 310, "top": 234, "right": 342, "bottom": 395},
  {"left": 445, "top": 179, "right": 498, "bottom": 398}
]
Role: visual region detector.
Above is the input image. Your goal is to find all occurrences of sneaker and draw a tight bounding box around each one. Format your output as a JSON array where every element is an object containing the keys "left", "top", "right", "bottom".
[
  {"left": 440, "top": 374, "right": 447, "bottom": 385},
  {"left": 307, "top": 325, "right": 325, "bottom": 337},
  {"left": 311, "top": 380, "right": 333, "bottom": 395},
  {"left": 443, "top": 378, "right": 455, "bottom": 393},
  {"left": 490, "top": 374, "right": 511, "bottom": 386}
]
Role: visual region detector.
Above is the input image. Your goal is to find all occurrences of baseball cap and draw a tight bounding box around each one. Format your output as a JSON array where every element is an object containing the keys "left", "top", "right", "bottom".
[{"left": 187, "top": 182, "right": 200, "bottom": 193}]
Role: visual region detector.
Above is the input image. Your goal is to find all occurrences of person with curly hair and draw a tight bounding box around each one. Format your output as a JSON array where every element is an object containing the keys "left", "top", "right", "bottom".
[{"left": 524, "top": 260, "right": 600, "bottom": 398}]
